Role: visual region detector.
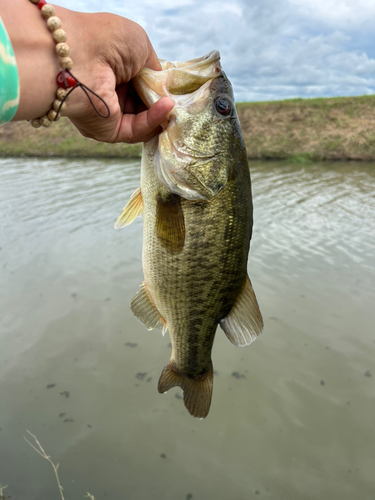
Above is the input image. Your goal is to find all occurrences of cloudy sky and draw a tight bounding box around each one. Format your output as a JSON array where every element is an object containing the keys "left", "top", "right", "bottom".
[{"left": 54, "top": 0, "right": 375, "bottom": 102}]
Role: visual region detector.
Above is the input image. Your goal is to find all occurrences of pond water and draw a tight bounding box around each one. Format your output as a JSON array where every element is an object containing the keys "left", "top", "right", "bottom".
[{"left": 0, "top": 157, "right": 374, "bottom": 500}]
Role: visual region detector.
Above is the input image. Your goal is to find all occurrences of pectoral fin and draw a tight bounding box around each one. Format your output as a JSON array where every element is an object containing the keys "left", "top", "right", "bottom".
[
  {"left": 156, "top": 193, "right": 185, "bottom": 253},
  {"left": 114, "top": 187, "right": 143, "bottom": 229},
  {"left": 131, "top": 282, "right": 167, "bottom": 334},
  {"left": 220, "top": 275, "right": 263, "bottom": 347}
]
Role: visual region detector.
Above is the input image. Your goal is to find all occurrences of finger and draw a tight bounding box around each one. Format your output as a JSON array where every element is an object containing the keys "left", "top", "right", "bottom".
[{"left": 114, "top": 97, "right": 174, "bottom": 143}]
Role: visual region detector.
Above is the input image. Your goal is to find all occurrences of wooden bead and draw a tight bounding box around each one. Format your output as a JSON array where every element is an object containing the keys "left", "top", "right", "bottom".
[
  {"left": 30, "top": 0, "right": 39, "bottom": 4},
  {"left": 41, "top": 3, "right": 55, "bottom": 18},
  {"left": 53, "top": 99, "right": 66, "bottom": 112},
  {"left": 60, "top": 57, "right": 73, "bottom": 70},
  {"left": 47, "top": 16, "right": 62, "bottom": 31},
  {"left": 48, "top": 109, "right": 61, "bottom": 121},
  {"left": 56, "top": 88, "right": 69, "bottom": 101},
  {"left": 55, "top": 43, "right": 70, "bottom": 57},
  {"left": 30, "top": 118, "right": 42, "bottom": 128},
  {"left": 40, "top": 115, "right": 52, "bottom": 127},
  {"left": 53, "top": 29, "right": 67, "bottom": 43}
]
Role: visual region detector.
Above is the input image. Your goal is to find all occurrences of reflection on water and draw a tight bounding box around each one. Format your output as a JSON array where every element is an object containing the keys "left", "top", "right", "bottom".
[{"left": 0, "top": 158, "right": 374, "bottom": 499}]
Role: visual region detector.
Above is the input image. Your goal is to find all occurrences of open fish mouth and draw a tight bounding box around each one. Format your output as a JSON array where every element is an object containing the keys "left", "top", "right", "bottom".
[
  {"left": 134, "top": 50, "right": 222, "bottom": 106},
  {"left": 133, "top": 51, "right": 226, "bottom": 200}
]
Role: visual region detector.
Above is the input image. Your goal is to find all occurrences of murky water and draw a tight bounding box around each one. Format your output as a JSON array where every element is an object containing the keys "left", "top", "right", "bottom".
[{"left": 0, "top": 157, "right": 374, "bottom": 500}]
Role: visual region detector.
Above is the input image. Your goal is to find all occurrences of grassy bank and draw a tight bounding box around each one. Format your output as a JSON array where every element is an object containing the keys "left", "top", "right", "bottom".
[
  {"left": 0, "top": 119, "right": 142, "bottom": 158},
  {"left": 238, "top": 95, "right": 375, "bottom": 161},
  {"left": 2, "top": 95, "right": 375, "bottom": 160}
]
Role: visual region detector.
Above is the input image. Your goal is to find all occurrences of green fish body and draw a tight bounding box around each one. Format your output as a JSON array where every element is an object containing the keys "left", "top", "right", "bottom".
[{"left": 116, "top": 52, "right": 263, "bottom": 418}]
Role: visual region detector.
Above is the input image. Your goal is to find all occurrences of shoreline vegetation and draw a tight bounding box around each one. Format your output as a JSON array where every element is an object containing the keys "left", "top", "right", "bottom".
[{"left": 2, "top": 95, "right": 375, "bottom": 161}]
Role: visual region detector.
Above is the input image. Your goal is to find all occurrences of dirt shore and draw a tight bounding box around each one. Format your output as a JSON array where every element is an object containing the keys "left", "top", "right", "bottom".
[{"left": 2, "top": 95, "right": 375, "bottom": 160}]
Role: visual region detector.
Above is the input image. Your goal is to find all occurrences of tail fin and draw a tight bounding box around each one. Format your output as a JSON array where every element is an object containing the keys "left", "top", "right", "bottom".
[{"left": 158, "top": 361, "right": 213, "bottom": 419}]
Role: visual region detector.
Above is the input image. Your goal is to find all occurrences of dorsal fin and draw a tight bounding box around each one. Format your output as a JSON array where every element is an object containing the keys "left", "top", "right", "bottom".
[
  {"left": 156, "top": 193, "right": 185, "bottom": 253},
  {"left": 131, "top": 282, "right": 167, "bottom": 334},
  {"left": 114, "top": 187, "right": 143, "bottom": 229},
  {"left": 220, "top": 275, "right": 263, "bottom": 347}
]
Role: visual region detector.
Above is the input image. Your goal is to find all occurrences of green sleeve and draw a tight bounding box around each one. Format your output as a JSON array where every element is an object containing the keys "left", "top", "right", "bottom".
[{"left": 0, "top": 17, "right": 20, "bottom": 126}]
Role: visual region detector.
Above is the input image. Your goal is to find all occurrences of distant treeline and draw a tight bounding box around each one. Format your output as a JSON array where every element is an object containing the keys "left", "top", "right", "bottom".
[{"left": 2, "top": 95, "right": 375, "bottom": 161}]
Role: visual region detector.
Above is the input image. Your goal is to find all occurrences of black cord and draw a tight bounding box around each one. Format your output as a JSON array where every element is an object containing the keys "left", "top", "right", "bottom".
[{"left": 54, "top": 69, "right": 110, "bottom": 121}]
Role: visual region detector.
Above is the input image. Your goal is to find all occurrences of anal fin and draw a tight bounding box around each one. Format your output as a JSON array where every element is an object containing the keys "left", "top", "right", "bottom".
[
  {"left": 220, "top": 275, "right": 263, "bottom": 347},
  {"left": 131, "top": 282, "right": 167, "bottom": 334},
  {"left": 158, "top": 361, "right": 213, "bottom": 419},
  {"left": 114, "top": 187, "right": 143, "bottom": 229}
]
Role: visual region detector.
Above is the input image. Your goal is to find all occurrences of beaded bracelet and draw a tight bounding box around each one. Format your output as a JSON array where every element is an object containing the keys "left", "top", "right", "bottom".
[{"left": 28, "top": 0, "right": 110, "bottom": 128}]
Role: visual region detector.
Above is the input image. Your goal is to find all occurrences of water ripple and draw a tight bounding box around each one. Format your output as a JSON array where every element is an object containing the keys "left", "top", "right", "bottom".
[
  {"left": 250, "top": 161, "right": 375, "bottom": 274},
  {"left": 1, "top": 158, "right": 374, "bottom": 280}
]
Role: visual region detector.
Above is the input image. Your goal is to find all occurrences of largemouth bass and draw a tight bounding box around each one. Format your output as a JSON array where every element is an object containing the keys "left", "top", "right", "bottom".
[{"left": 116, "top": 51, "right": 263, "bottom": 418}]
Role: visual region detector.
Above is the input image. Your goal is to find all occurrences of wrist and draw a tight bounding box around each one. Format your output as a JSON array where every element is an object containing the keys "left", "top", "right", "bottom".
[{"left": 1, "top": 0, "right": 86, "bottom": 122}]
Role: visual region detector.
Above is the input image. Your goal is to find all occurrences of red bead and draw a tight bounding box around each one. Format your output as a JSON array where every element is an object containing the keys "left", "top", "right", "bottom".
[
  {"left": 56, "top": 72, "right": 65, "bottom": 88},
  {"left": 56, "top": 71, "right": 77, "bottom": 89},
  {"left": 37, "top": 0, "right": 47, "bottom": 9}
]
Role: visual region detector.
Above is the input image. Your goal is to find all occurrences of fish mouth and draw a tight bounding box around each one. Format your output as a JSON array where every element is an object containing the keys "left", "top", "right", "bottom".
[
  {"left": 160, "top": 50, "right": 220, "bottom": 70},
  {"left": 134, "top": 50, "right": 223, "bottom": 163},
  {"left": 133, "top": 51, "right": 222, "bottom": 107},
  {"left": 135, "top": 51, "right": 226, "bottom": 200}
]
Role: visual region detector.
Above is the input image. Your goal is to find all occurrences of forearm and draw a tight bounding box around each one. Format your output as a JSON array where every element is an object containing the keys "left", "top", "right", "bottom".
[
  {"left": 0, "top": 0, "right": 63, "bottom": 119},
  {"left": 1, "top": 1, "right": 145, "bottom": 122}
]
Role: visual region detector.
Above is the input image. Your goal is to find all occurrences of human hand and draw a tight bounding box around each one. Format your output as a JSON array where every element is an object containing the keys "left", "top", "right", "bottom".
[
  {"left": 2, "top": 1, "right": 174, "bottom": 143},
  {"left": 59, "top": 9, "right": 174, "bottom": 143}
]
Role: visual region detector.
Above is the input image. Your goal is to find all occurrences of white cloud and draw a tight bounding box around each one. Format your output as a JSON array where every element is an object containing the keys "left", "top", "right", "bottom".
[
  {"left": 289, "top": 0, "right": 375, "bottom": 28},
  {"left": 52, "top": 0, "right": 375, "bottom": 101}
]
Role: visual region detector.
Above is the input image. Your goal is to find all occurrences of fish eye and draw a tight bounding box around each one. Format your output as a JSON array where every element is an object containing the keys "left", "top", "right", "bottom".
[{"left": 215, "top": 97, "right": 232, "bottom": 116}]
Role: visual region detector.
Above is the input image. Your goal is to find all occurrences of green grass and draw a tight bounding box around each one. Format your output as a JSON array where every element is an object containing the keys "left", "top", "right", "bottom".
[
  {"left": 236, "top": 94, "right": 375, "bottom": 107},
  {"left": 2, "top": 94, "right": 375, "bottom": 160},
  {"left": 0, "top": 119, "right": 142, "bottom": 158},
  {"left": 237, "top": 94, "right": 375, "bottom": 160}
]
